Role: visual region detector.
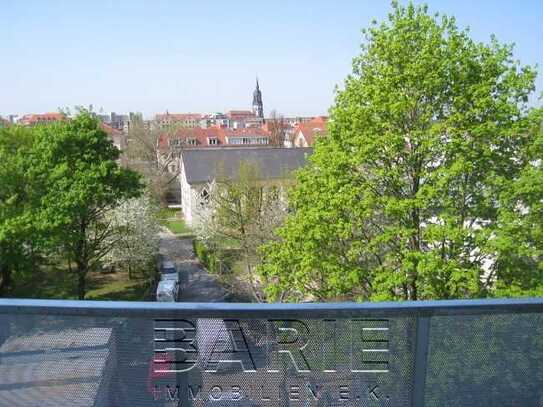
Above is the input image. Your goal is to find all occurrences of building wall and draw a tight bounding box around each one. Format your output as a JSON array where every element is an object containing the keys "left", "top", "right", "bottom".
[
  {"left": 180, "top": 172, "right": 290, "bottom": 229},
  {"left": 180, "top": 161, "right": 210, "bottom": 227},
  {"left": 294, "top": 132, "right": 309, "bottom": 147},
  {"left": 181, "top": 183, "right": 211, "bottom": 228},
  {"left": 180, "top": 160, "right": 194, "bottom": 225}
]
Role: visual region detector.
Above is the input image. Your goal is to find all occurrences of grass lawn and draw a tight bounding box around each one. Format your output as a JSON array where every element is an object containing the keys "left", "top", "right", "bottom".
[
  {"left": 86, "top": 272, "right": 151, "bottom": 301},
  {"left": 158, "top": 207, "right": 192, "bottom": 235},
  {"left": 157, "top": 207, "right": 179, "bottom": 219},
  {"left": 161, "top": 219, "right": 192, "bottom": 235},
  {"left": 7, "top": 266, "right": 152, "bottom": 301}
]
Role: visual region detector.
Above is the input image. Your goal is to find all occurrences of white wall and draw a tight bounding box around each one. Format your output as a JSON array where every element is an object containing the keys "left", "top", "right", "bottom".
[{"left": 294, "top": 131, "right": 309, "bottom": 147}]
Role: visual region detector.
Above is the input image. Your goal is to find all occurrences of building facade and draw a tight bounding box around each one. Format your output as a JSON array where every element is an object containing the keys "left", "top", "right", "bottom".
[
  {"left": 285, "top": 116, "right": 328, "bottom": 147},
  {"left": 179, "top": 147, "right": 312, "bottom": 227}
]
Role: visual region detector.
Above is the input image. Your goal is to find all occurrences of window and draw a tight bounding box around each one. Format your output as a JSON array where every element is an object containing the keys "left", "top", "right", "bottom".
[
  {"left": 208, "top": 137, "right": 218, "bottom": 145},
  {"left": 187, "top": 138, "right": 197, "bottom": 146},
  {"left": 199, "top": 188, "right": 210, "bottom": 206}
]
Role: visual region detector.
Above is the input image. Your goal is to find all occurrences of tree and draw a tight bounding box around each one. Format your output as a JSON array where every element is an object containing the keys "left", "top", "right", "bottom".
[
  {"left": 267, "top": 110, "right": 287, "bottom": 147},
  {"left": 0, "top": 126, "right": 36, "bottom": 294},
  {"left": 27, "top": 112, "right": 142, "bottom": 299},
  {"left": 124, "top": 120, "right": 183, "bottom": 204},
  {"left": 196, "top": 162, "right": 287, "bottom": 301},
  {"left": 490, "top": 108, "right": 543, "bottom": 297},
  {"left": 258, "top": 2, "right": 538, "bottom": 302},
  {"left": 102, "top": 192, "right": 160, "bottom": 279}
]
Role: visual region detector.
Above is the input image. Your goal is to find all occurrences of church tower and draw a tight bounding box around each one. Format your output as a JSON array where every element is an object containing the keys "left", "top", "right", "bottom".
[{"left": 252, "top": 78, "right": 264, "bottom": 119}]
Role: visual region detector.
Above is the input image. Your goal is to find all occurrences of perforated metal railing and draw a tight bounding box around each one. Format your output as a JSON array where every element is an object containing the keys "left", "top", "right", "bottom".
[{"left": 0, "top": 298, "right": 543, "bottom": 406}]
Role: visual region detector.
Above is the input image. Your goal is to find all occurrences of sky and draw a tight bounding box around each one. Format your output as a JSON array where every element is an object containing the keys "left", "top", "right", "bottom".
[{"left": 1, "top": 0, "right": 542, "bottom": 118}]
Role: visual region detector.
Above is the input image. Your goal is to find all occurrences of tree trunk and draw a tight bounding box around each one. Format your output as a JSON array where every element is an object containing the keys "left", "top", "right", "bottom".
[
  {"left": 0, "top": 263, "right": 12, "bottom": 295},
  {"left": 76, "top": 262, "right": 87, "bottom": 300}
]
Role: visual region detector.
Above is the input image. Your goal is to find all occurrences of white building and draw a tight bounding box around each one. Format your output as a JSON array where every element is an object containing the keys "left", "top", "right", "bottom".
[{"left": 179, "top": 147, "right": 312, "bottom": 227}]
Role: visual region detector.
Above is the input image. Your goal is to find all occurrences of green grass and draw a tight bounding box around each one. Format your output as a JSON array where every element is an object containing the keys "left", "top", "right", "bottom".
[
  {"left": 7, "top": 266, "right": 152, "bottom": 301},
  {"left": 161, "top": 219, "right": 191, "bottom": 235},
  {"left": 86, "top": 275, "right": 150, "bottom": 301},
  {"left": 157, "top": 207, "right": 179, "bottom": 219},
  {"left": 157, "top": 207, "right": 192, "bottom": 235}
]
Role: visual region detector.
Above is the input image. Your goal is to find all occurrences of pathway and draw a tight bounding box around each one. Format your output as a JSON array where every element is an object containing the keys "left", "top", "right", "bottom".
[{"left": 158, "top": 228, "right": 230, "bottom": 302}]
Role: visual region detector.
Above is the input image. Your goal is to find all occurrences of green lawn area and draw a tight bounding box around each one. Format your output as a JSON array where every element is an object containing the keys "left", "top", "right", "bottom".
[
  {"left": 158, "top": 207, "right": 192, "bottom": 235},
  {"left": 157, "top": 207, "right": 179, "bottom": 219},
  {"left": 86, "top": 272, "right": 151, "bottom": 301},
  {"left": 7, "top": 266, "right": 152, "bottom": 301},
  {"left": 161, "top": 219, "right": 192, "bottom": 235}
]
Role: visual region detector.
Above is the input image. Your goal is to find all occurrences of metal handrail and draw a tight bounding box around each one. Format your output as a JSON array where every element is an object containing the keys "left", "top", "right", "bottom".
[
  {"left": 1, "top": 297, "right": 542, "bottom": 318},
  {"left": 1, "top": 297, "right": 542, "bottom": 406}
]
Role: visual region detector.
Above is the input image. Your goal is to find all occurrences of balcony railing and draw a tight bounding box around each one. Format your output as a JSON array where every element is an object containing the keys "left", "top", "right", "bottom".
[{"left": 0, "top": 297, "right": 542, "bottom": 406}]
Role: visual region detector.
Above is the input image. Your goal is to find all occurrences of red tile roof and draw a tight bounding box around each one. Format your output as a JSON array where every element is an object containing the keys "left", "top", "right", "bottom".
[
  {"left": 158, "top": 126, "right": 271, "bottom": 150},
  {"left": 223, "top": 127, "right": 269, "bottom": 138},
  {"left": 159, "top": 127, "right": 223, "bottom": 150},
  {"left": 293, "top": 116, "right": 327, "bottom": 146},
  {"left": 19, "top": 112, "right": 65, "bottom": 126},
  {"left": 226, "top": 110, "right": 256, "bottom": 120},
  {"left": 100, "top": 122, "right": 122, "bottom": 136}
]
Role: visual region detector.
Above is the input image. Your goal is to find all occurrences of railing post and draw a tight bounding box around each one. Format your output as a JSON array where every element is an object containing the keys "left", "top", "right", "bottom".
[{"left": 412, "top": 316, "right": 430, "bottom": 407}]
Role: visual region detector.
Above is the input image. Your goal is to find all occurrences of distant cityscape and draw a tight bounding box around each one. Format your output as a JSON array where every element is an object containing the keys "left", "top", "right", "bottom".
[{"left": 0, "top": 80, "right": 327, "bottom": 149}]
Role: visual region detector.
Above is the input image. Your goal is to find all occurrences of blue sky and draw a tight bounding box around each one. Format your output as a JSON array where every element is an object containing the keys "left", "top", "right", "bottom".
[{"left": 1, "top": 0, "right": 542, "bottom": 118}]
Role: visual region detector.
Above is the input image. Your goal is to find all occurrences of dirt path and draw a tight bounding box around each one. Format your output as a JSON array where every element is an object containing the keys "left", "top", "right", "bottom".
[{"left": 158, "top": 228, "right": 230, "bottom": 302}]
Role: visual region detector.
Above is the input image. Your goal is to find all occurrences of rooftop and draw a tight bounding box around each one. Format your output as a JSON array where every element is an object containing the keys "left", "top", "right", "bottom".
[{"left": 181, "top": 147, "right": 313, "bottom": 184}]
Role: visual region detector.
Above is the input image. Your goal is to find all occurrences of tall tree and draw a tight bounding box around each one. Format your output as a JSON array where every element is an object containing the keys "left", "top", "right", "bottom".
[
  {"left": 28, "top": 112, "right": 142, "bottom": 299},
  {"left": 490, "top": 108, "right": 543, "bottom": 297},
  {"left": 0, "top": 126, "right": 36, "bottom": 294},
  {"left": 102, "top": 192, "right": 160, "bottom": 280},
  {"left": 258, "top": 2, "right": 537, "bottom": 302},
  {"left": 197, "top": 162, "right": 287, "bottom": 302},
  {"left": 124, "top": 120, "right": 183, "bottom": 203},
  {"left": 267, "top": 110, "right": 287, "bottom": 147}
]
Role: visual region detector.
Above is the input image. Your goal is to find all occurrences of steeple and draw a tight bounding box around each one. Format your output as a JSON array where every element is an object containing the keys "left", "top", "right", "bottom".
[{"left": 252, "top": 77, "right": 264, "bottom": 119}]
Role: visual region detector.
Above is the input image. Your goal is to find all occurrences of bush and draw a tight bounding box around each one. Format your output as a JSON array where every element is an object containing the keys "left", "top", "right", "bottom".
[{"left": 193, "top": 239, "right": 236, "bottom": 274}]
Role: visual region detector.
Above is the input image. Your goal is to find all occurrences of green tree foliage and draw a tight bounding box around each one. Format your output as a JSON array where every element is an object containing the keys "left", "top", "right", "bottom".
[
  {"left": 490, "top": 108, "right": 543, "bottom": 297},
  {"left": 26, "top": 112, "right": 142, "bottom": 299},
  {"left": 0, "top": 126, "right": 36, "bottom": 293},
  {"left": 258, "top": 2, "right": 538, "bottom": 302},
  {"left": 197, "top": 162, "right": 287, "bottom": 301}
]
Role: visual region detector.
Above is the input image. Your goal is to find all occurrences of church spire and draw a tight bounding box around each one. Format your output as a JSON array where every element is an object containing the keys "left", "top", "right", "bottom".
[{"left": 252, "top": 77, "right": 264, "bottom": 119}]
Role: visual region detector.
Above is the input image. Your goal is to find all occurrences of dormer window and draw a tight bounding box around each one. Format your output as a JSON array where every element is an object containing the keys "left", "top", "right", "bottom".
[
  {"left": 187, "top": 138, "right": 197, "bottom": 146},
  {"left": 208, "top": 137, "right": 218, "bottom": 145}
]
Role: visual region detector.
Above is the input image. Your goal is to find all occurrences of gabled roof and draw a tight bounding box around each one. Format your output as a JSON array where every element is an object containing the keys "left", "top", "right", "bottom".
[
  {"left": 181, "top": 147, "right": 312, "bottom": 184},
  {"left": 294, "top": 116, "right": 327, "bottom": 146}
]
